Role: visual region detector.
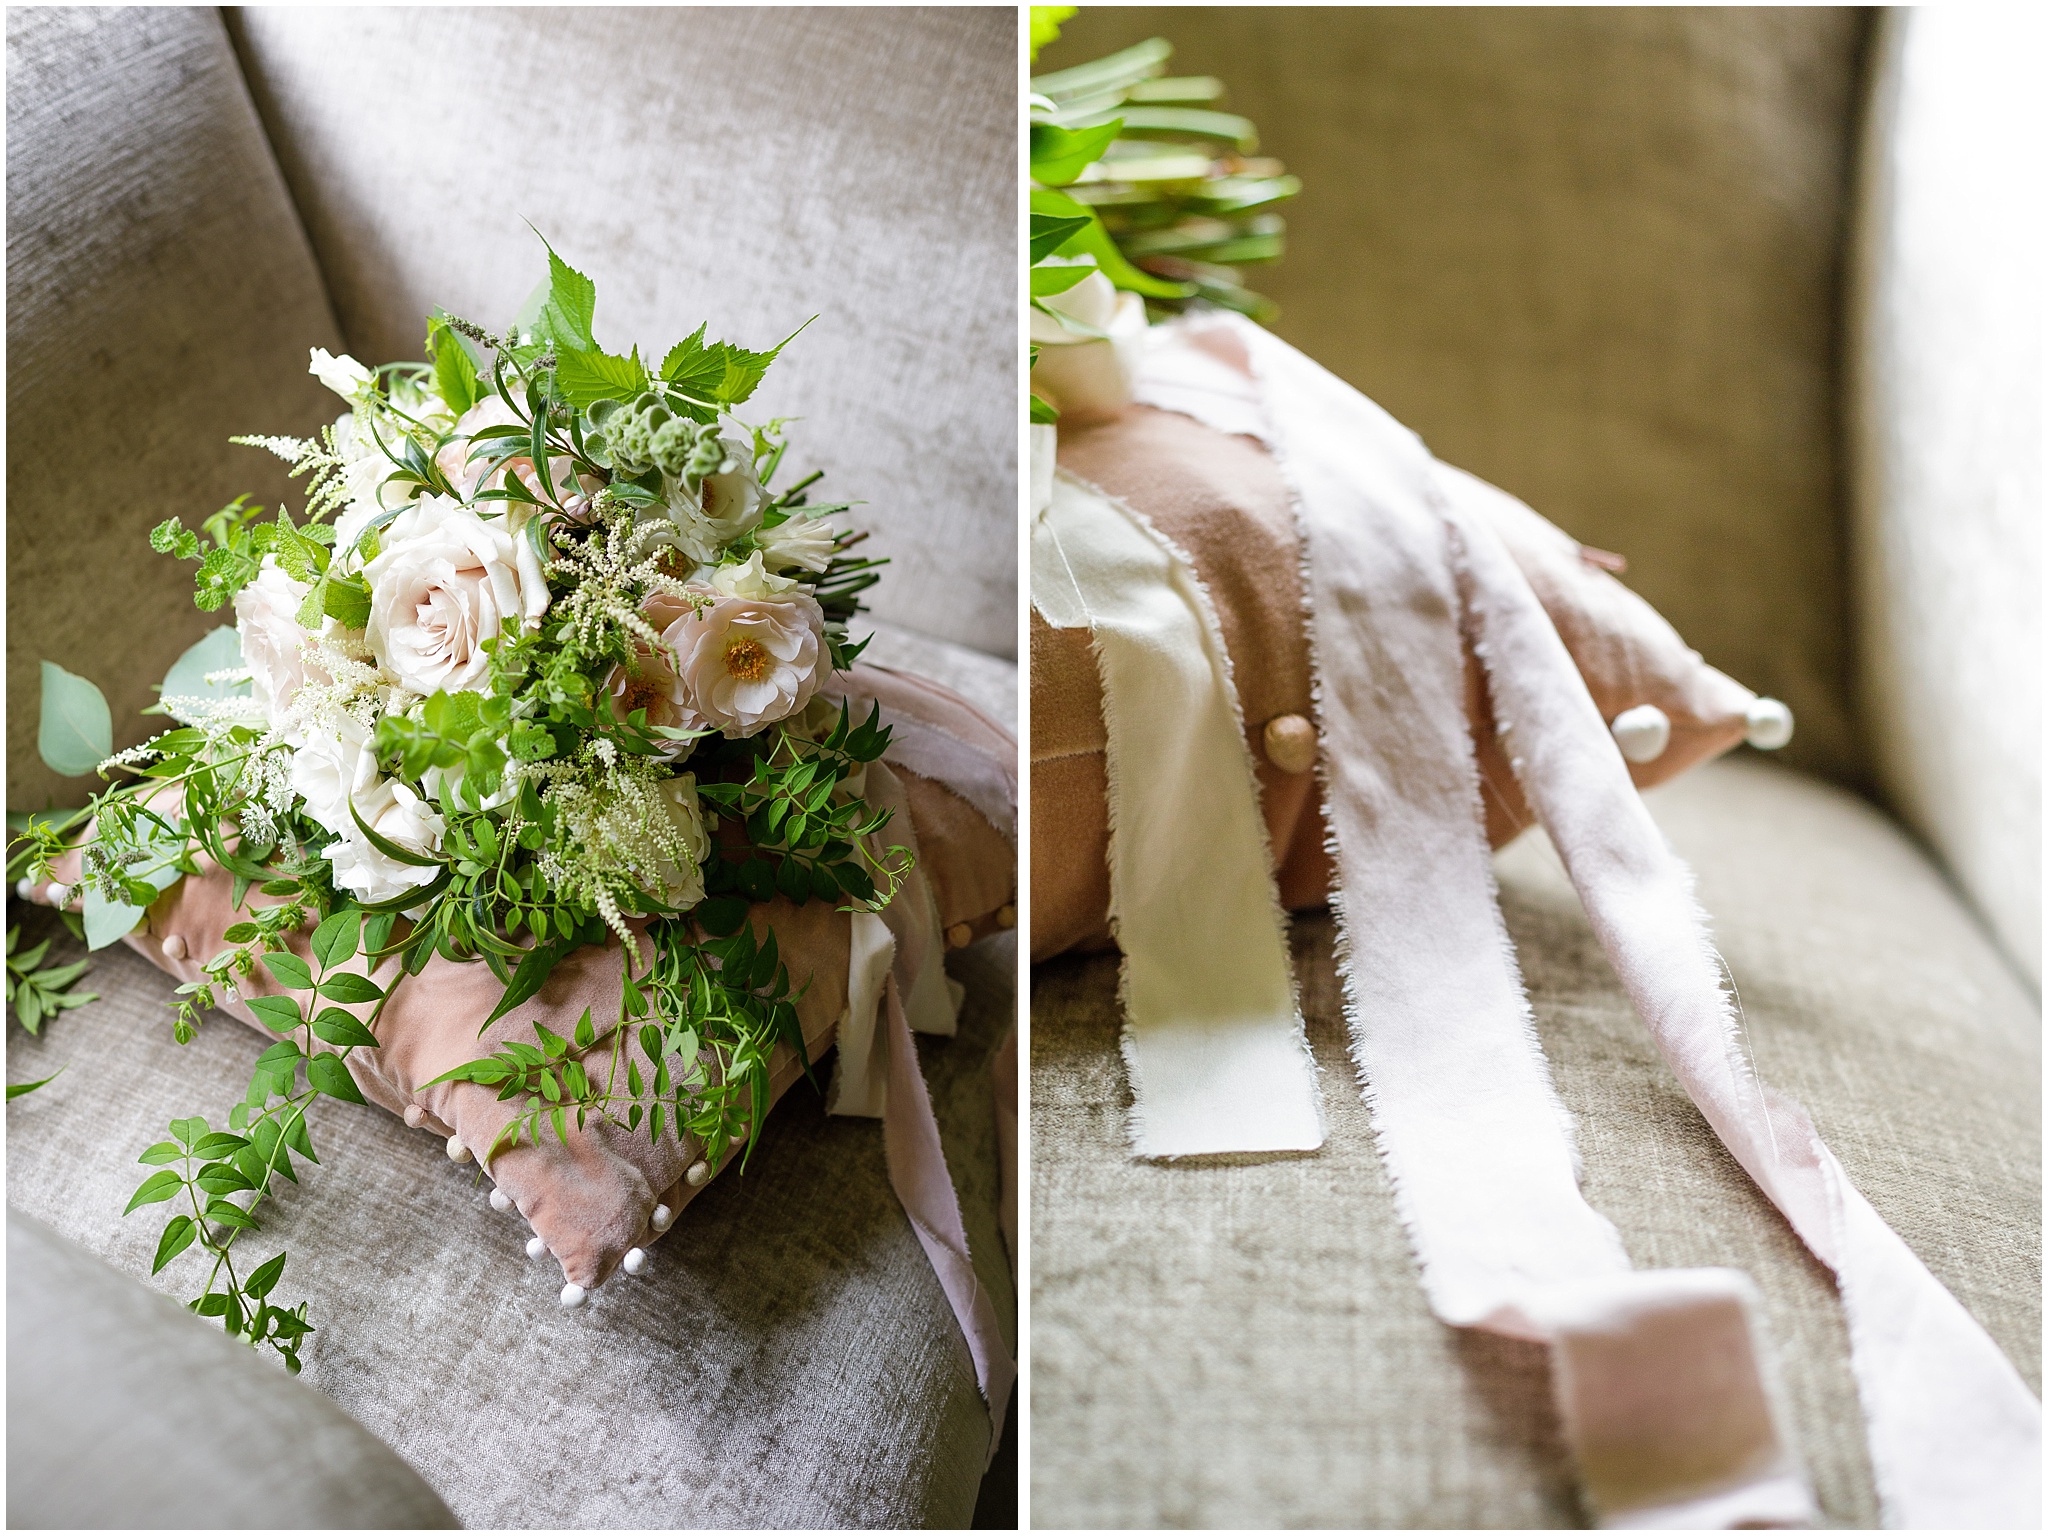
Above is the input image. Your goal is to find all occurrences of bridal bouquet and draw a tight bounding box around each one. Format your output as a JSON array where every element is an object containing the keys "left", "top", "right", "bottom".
[{"left": 16, "top": 247, "right": 911, "bottom": 1361}]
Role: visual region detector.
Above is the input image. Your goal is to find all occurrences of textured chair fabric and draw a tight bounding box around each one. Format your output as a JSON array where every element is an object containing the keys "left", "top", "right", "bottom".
[
  {"left": 7, "top": 1209, "right": 460, "bottom": 1530},
  {"left": 1036, "top": 8, "right": 1872, "bottom": 786},
  {"left": 8, "top": 924, "right": 1017, "bottom": 1529},
  {"left": 5, "top": 4, "right": 344, "bottom": 812},
  {"left": 227, "top": 4, "right": 1017, "bottom": 662},
  {"left": 1030, "top": 757, "right": 2040, "bottom": 1528},
  {"left": 1848, "top": 8, "right": 2042, "bottom": 985}
]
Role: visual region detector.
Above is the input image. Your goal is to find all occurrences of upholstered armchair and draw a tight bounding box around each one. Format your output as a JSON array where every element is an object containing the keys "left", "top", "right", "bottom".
[{"left": 7, "top": 7, "right": 1015, "bottom": 1527}]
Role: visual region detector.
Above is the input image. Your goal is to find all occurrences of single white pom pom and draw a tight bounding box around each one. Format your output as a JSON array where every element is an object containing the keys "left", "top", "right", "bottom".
[
  {"left": 15, "top": 878, "right": 34, "bottom": 900},
  {"left": 623, "top": 1247, "right": 648, "bottom": 1276},
  {"left": 558, "top": 1283, "right": 586, "bottom": 1309},
  {"left": 1610, "top": 704, "right": 1671, "bottom": 764},
  {"left": 525, "top": 1235, "right": 547, "bottom": 1260},
  {"left": 685, "top": 1161, "right": 710, "bottom": 1188},
  {"left": 403, "top": 1104, "right": 426, "bottom": 1128},
  {"left": 45, "top": 884, "right": 69, "bottom": 909},
  {"left": 650, "top": 1203, "right": 674, "bottom": 1233},
  {"left": 1745, "top": 697, "right": 1794, "bottom": 751},
  {"left": 161, "top": 933, "right": 188, "bottom": 961},
  {"left": 489, "top": 1187, "right": 512, "bottom": 1213},
  {"left": 446, "top": 1134, "right": 471, "bottom": 1164}
]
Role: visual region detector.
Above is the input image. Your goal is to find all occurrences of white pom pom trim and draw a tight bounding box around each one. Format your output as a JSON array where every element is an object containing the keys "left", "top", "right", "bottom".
[
  {"left": 1610, "top": 704, "right": 1671, "bottom": 764},
  {"left": 558, "top": 1283, "right": 586, "bottom": 1309},
  {"left": 1745, "top": 697, "right": 1794, "bottom": 750}
]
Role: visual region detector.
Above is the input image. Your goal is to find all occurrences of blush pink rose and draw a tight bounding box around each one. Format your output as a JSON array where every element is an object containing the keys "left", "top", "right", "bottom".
[
  {"left": 434, "top": 395, "right": 582, "bottom": 504},
  {"left": 604, "top": 598, "right": 694, "bottom": 744},
  {"left": 660, "top": 588, "right": 827, "bottom": 739}
]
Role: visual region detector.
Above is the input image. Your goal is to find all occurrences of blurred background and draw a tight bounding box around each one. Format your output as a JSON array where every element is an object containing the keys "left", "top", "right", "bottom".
[{"left": 1036, "top": 6, "right": 2040, "bottom": 985}]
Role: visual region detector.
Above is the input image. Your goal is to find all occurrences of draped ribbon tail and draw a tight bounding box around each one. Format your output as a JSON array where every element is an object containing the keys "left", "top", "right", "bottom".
[
  {"left": 1439, "top": 480, "right": 2042, "bottom": 1529},
  {"left": 1033, "top": 466, "right": 1323, "bottom": 1159},
  {"left": 1220, "top": 311, "right": 1817, "bottom": 1528},
  {"left": 881, "top": 973, "right": 1017, "bottom": 1464}
]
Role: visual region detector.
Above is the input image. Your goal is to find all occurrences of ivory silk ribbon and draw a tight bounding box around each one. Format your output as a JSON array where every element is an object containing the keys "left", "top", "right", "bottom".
[
  {"left": 1033, "top": 466, "right": 1324, "bottom": 1158},
  {"left": 1111, "top": 312, "right": 2039, "bottom": 1527}
]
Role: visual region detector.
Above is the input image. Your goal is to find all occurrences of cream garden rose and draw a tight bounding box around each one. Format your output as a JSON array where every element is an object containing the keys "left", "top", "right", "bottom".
[
  {"left": 365, "top": 496, "right": 550, "bottom": 697},
  {"left": 660, "top": 587, "right": 827, "bottom": 738},
  {"left": 602, "top": 593, "right": 694, "bottom": 746},
  {"left": 432, "top": 395, "right": 586, "bottom": 506},
  {"left": 233, "top": 557, "right": 329, "bottom": 744},
  {"left": 289, "top": 714, "right": 445, "bottom": 903},
  {"left": 648, "top": 774, "right": 712, "bottom": 910}
]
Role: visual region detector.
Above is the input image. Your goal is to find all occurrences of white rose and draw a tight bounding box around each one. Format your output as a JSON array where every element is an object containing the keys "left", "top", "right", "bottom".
[
  {"left": 1027, "top": 268, "right": 1147, "bottom": 422},
  {"left": 708, "top": 550, "right": 798, "bottom": 599},
  {"left": 1029, "top": 265, "right": 1121, "bottom": 341},
  {"left": 364, "top": 496, "right": 550, "bottom": 697},
  {"left": 234, "top": 558, "right": 328, "bottom": 744},
  {"left": 757, "top": 510, "right": 838, "bottom": 575},
  {"left": 321, "top": 777, "right": 446, "bottom": 904},
  {"left": 289, "top": 714, "right": 379, "bottom": 838},
  {"left": 663, "top": 438, "right": 764, "bottom": 563},
  {"left": 648, "top": 774, "right": 711, "bottom": 910},
  {"left": 310, "top": 348, "right": 374, "bottom": 402},
  {"left": 292, "top": 716, "right": 445, "bottom": 903}
]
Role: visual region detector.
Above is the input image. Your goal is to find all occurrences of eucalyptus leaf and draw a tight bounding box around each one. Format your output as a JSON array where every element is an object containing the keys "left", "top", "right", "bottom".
[
  {"left": 82, "top": 887, "right": 145, "bottom": 951},
  {"left": 38, "top": 661, "right": 112, "bottom": 777},
  {"left": 158, "top": 627, "right": 248, "bottom": 706}
]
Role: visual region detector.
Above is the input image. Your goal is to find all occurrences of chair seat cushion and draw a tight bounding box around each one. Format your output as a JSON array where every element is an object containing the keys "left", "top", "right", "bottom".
[
  {"left": 8, "top": 925, "right": 1016, "bottom": 1528},
  {"left": 1030, "top": 756, "right": 2038, "bottom": 1528},
  {"left": 8, "top": 1209, "right": 458, "bottom": 1529}
]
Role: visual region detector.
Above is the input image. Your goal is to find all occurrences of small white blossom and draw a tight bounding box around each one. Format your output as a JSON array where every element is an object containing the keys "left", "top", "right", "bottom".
[
  {"left": 707, "top": 550, "right": 798, "bottom": 599},
  {"left": 757, "top": 510, "right": 838, "bottom": 574},
  {"left": 309, "top": 347, "right": 375, "bottom": 402}
]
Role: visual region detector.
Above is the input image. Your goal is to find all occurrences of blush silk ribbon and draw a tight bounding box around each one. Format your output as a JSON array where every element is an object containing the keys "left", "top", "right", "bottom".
[
  {"left": 825, "top": 757, "right": 1018, "bottom": 1460},
  {"left": 1088, "top": 312, "right": 2040, "bottom": 1527}
]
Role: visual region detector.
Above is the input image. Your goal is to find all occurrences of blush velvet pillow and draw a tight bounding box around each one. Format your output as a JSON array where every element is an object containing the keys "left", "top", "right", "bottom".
[
  {"left": 1032, "top": 403, "right": 1773, "bottom": 961},
  {"left": 40, "top": 665, "right": 1015, "bottom": 1291}
]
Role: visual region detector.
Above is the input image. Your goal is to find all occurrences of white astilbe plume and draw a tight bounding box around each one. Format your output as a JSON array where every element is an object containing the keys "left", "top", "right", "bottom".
[
  {"left": 533, "top": 750, "right": 707, "bottom": 946},
  {"left": 232, "top": 434, "right": 312, "bottom": 464},
  {"left": 546, "top": 507, "right": 700, "bottom": 656},
  {"left": 157, "top": 691, "right": 268, "bottom": 732},
  {"left": 234, "top": 424, "right": 353, "bottom": 525},
  {"left": 277, "top": 629, "right": 392, "bottom": 744}
]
